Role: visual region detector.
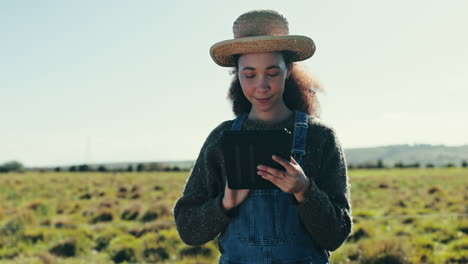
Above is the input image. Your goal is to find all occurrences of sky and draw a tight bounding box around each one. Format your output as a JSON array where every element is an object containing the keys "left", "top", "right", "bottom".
[{"left": 1, "top": 0, "right": 467, "bottom": 167}]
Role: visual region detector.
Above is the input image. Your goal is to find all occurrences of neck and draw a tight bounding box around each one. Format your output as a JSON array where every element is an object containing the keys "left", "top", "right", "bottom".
[{"left": 249, "top": 103, "right": 293, "bottom": 123}]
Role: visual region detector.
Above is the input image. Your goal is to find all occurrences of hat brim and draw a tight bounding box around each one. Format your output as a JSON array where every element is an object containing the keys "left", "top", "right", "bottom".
[{"left": 210, "top": 35, "right": 315, "bottom": 67}]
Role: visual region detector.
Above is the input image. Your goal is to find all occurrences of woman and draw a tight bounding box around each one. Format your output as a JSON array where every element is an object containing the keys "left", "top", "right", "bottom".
[{"left": 174, "top": 9, "right": 352, "bottom": 263}]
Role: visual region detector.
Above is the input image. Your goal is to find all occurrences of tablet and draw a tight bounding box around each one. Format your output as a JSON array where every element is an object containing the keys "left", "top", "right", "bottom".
[{"left": 220, "top": 129, "right": 292, "bottom": 189}]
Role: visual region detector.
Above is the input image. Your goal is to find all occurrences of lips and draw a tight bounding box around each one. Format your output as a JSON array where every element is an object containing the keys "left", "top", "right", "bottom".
[{"left": 255, "top": 96, "right": 272, "bottom": 104}]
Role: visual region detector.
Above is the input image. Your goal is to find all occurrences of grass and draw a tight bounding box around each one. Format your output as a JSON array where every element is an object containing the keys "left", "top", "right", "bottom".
[{"left": 0, "top": 168, "right": 466, "bottom": 263}]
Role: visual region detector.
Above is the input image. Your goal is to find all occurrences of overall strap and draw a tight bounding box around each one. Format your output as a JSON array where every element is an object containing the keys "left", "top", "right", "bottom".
[
  {"left": 292, "top": 110, "right": 309, "bottom": 166},
  {"left": 231, "top": 113, "right": 248, "bottom": 131}
]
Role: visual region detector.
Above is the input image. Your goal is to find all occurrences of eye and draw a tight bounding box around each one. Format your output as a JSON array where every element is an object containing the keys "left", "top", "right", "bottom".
[
  {"left": 267, "top": 71, "right": 280, "bottom": 77},
  {"left": 245, "top": 75, "right": 256, "bottom": 79}
]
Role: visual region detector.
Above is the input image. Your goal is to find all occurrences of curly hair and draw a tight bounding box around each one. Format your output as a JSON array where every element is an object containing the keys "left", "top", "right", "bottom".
[{"left": 227, "top": 52, "right": 323, "bottom": 117}]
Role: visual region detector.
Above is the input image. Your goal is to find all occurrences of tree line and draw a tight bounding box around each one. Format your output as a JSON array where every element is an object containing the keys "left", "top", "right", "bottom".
[
  {"left": 0, "top": 161, "right": 190, "bottom": 173},
  {"left": 347, "top": 159, "right": 468, "bottom": 169},
  {"left": 1, "top": 160, "right": 468, "bottom": 173},
  {"left": 0, "top": 161, "right": 24, "bottom": 173},
  {"left": 61, "top": 163, "right": 188, "bottom": 173}
]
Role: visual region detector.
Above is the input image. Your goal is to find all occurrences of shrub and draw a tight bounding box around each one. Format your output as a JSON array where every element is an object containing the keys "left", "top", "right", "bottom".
[
  {"left": 414, "top": 237, "right": 434, "bottom": 250},
  {"left": 27, "top": 200, "right": 53, "bottom": 218},
  {"left": 79, "top": 193, "right": 92, "bottom": 200},
  {"left": 138, "top": 233, "right": 170, "bottom": 262},
  {"left": 365, "top": 255, "right": 407, "bottom": 264},
  {"left": 141, "top": 210, "right": 158, "bottom": 222},
  {"left": 23, "top": 228, "right": 46, "bottom": 244},
  {"left": 35, "top": 252, "right": 57, "bottom": 264},
  {"left": 52, "top": 217, "right": 77, "bottom": 229},
  {"left": 427, "top": 186, "right": 442, "bottom": 194},
  {"left": 134, "top": 222, "right": 173, "bottom": 238},
  {"left": 359, "top": 239, "right": 409, "bottom": 264},
  {"left": 140, "top": 202, "right": 171, "bottom": 222},
  {"left": 402, "top": 218, "right": 414, "bottom": 224},
  {"left": 94, "top": 228, "right": 123, "bottom": 252},
  {"left": 180, "top": 245, "right": 214, "bottom": 258},
  {"left": 347, "top": 227, "right": 370, "bottom": 242},
  {"left": 121, "top": 203, "right": 142, "bottom": 221},
  {"left": 45, "top": 229, "right": 93, "bottom": 258},
  {"left": 458, "top": 224, "right": 468, "bottom": 235},
  {"left": 131, "top": 184, "right": 141, "bottom": 192},
  {"left": 156, "top": 229, "right": 182, "bottom": 251},
  {"left": 449, "top": 238, "right": 468, "bottom": 251},
  {"left": 420, "top": 221, "right": 442, "bottom": 233},
  {"left": 128, "top": 227, "right": 146, "bottom": 238},
  {"left": 131, "top": 192, "right": 141, "bottom": 199},
  {"left": 378, "top": 183, "right": 389, "bottom": 189},
  {"left": 98, "top": 198, "right": 119, "bottom": 209},
  {"left": 354, "top": 210, "right": 376, "bottom": 219},
  {"left": 49, "top": 238, "right": 79, "bottom": 257},
  {"left": 90, "top": 208, "right": 115, "bottom": 224},
  {"left": 0, "top": 211, "right": 37, "bottom": 236},
  {"left": 0, "top": 246, "right": 22, "bottom": 259},
  {"left": 107, "top": 234, "right": 138, "bottom": 263}
]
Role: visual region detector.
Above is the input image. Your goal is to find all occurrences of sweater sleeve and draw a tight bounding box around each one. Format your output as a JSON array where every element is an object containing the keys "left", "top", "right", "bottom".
[
  {"left": 173, "top": 123, "right": 233, "bottom": 246},
  {"left": 297, "top": 127, "right": 353, "bottom": 251}
]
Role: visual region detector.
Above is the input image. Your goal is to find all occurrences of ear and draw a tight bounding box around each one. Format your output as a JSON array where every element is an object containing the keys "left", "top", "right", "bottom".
[
  {"left": 285, "top": 63, "right": 292, "bottom": 79},
  {"left": 286, "top": 69, "right": 291, "bottom": 80}
]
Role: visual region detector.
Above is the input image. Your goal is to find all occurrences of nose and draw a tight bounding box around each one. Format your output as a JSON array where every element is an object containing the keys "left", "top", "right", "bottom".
[{"left": 256, "top": 76, "right": 270, "bottom": 92}]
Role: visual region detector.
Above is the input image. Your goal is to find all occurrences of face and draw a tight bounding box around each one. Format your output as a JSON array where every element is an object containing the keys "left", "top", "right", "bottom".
[{"left": 237, "top": 52, "right": 290, "bottom": 114}]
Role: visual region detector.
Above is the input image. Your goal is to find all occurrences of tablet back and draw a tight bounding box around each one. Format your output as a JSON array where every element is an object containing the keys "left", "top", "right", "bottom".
[{"left": 221, "top": 129, "right": 292, "bottom": 189}]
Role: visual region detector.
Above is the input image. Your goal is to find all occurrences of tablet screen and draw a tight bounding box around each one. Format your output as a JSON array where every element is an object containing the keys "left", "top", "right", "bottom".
[{"left": 221, "top": 129, "right": 292, "bottom": 189}]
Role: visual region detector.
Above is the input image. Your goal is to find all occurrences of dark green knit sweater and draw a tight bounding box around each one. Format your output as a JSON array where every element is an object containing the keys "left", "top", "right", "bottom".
[{"left": 173, "top": 114, "right": 352, "bottom": 251}]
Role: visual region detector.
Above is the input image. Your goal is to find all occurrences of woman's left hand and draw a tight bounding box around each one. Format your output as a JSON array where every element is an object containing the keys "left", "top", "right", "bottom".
[{"left": 257, "top": 155, "right": 310, "bottom": 202}]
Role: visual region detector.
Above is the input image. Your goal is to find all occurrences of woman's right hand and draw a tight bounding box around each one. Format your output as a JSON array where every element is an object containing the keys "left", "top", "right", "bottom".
[{"left": 222, "top": 183, "right": 250, "bottom": 211}]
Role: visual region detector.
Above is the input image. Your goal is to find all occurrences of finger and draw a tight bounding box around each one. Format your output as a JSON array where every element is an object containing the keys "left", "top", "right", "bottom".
[
  {"left": 260, "top": 172, "right": 282, "bottom": 185},
  {"left": 271, "top": 155, "right": 294, "bottom": 172},
  {"left": 257, "top": 165, "right": 285, "bottom": 179},
  {"left": 261, "top": 173, "right": 293, "bottom": 192},
  {"left": 290, "top": 156, "right": 298, "bottom": 165},
  {"left": 257, "top": 169, "right": 283, "bottom": 180},
  {"left": 259, "top": 166, "right": 300, "bottom": 187}
]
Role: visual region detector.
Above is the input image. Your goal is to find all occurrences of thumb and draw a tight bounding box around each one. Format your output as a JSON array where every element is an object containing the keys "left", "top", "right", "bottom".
[{"left": 290, "top": 156, "right": 298, "bottom": 165}]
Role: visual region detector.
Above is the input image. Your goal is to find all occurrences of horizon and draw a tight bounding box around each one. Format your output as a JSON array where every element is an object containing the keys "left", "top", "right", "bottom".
[
  {"left": 1, "top": 1, "right": 467, "bottom": 167},
  {"left": 5, "top": 142, "right": 467, "bottom": 168}
]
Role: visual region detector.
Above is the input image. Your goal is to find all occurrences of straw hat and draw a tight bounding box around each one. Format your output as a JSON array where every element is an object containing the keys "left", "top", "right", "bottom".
[{"left": 210, "top": 10, "right": 315, "bottom": 67}]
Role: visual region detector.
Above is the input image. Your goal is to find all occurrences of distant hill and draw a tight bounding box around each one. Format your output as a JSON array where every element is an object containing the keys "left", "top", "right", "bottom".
[
  {"left": 29, "top": 144, "right": 468, "bottom": 171},
  {"left": 155, "top": 145, "right": 468, "bottom": 169},
  {"left": 344, "top": 144, "right": 468, "bottom": 167}
]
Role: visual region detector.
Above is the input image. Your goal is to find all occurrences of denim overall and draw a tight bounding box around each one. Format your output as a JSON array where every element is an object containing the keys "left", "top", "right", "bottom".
[{"left": 219, "top": 110, "right": 329, "bottom": 264}]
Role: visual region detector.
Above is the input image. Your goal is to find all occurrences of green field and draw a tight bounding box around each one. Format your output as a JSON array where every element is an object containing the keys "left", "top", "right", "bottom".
[{"left": 0, "top": 168, "right": 466, "bottom": 263}]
